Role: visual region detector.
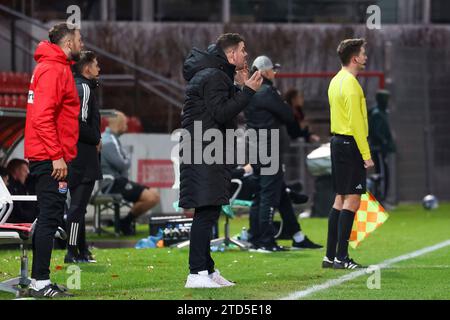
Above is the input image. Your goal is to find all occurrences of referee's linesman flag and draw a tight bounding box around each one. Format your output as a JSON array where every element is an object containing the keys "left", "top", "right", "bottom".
[{"left": 350, "top": 192, "right": 389, "bottom": 249}]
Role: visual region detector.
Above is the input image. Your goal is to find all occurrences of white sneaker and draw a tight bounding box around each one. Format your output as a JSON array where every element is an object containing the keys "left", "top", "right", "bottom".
[
  {"left": 209, "top": 270, "right": 235, "bottom": 287},
  {"left": 185, "top": 271, "right": 222, "bottom": 288},
  {"left": 299, "top": 211, "right": 311, "bottom": 219}
]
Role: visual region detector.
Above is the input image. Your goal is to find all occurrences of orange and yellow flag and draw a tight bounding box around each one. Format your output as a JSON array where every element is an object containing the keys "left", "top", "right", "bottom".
[{"left": 349, "top": 192, "right": 389, "bottom": 249}]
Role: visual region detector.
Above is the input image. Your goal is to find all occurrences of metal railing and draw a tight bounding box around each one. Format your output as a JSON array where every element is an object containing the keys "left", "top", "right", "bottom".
[{"left": 0, "top": 4, "right": 184, "bottom": 109}]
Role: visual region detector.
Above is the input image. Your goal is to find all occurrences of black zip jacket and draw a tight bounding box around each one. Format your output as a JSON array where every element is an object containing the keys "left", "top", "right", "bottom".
[{"left": 68, "top": 74, "right": 102, "bottom": 187}]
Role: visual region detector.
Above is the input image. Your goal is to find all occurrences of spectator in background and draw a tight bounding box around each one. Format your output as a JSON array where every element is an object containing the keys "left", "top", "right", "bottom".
[
  {"left": 6, "top": 159, "right": 38, "bottom": 223},
  {"left": 101, "top": 111, "right": 160, "bottom": 235},
  {"left": 64, "top": 51, "right": 103, "bottom": 264},
  {"left": 368, "top": 89, "right": 396, "bottom": 201},
  {"left": 284, "top": 88, "right": 320, "bottom": 143}
]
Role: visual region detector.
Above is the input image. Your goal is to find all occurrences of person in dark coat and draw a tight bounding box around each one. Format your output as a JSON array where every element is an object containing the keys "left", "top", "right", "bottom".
[
  {"left": 65, "top": 51, "right": 103, "bottom": 264},
  {"left": 180, "top": 33, "right": 263, "bottom": 288},
  {"left": 368, "top": 89, "right": 396, "bottom": 201},
  {"left": 245, "top": 56, "right": 322, "bottom": 252}
]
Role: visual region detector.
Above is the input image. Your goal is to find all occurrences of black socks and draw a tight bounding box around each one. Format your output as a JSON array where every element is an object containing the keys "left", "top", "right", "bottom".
[
  {"left": 336, "top": 209, "right": 356, "bottom": 261},
  {"left": 326, "top": 207, "right": 341, "bottom": 261},
  {"left": 122, "top": 212, "right": 134, "bottom": 224}
]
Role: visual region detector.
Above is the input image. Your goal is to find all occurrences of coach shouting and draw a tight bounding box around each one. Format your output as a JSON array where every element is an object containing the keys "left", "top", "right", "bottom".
[
  {"left": 180, "top": 33, "right": 262, "bottom": 288},
  {"left": 25, "top": 23, "right": 83, "bottom": 298}
]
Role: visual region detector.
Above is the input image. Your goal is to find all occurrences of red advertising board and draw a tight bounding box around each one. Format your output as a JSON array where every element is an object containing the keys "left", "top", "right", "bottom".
[{"left": 137, "top": 159, "right": 174, "bottom": 188}]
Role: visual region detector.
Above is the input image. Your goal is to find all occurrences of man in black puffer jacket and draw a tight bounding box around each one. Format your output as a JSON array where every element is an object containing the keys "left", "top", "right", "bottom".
[
  {"left": 180, "top": 33, "right": 262, "bottom": 288},
  {"left": 65, "top": 51, "right": 102, "bottom": 264}
]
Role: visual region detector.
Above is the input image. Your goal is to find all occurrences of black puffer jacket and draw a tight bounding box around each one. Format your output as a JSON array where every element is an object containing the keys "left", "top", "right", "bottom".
[
  {"left": 179, "top": 44, "right": 255, "bottom": 208},
  {"left": 68, "top": 74, "right": 102, "bottom": 187},
  {"left": 245, "top": 78, "right": 296, "bottom": 130},
  {"left": 245, "top": 78, "right": 297, "bottom": 166}
]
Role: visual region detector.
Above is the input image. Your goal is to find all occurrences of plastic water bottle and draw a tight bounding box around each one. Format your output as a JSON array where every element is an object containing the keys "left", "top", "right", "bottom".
[{"left": 240, "top": 227, "right": 248, "bottom": 241}]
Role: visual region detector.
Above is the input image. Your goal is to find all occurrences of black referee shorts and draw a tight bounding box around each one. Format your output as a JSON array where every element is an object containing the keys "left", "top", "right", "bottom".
[{"left": 331, "top": 135, "right": 366, "bottom": 195}]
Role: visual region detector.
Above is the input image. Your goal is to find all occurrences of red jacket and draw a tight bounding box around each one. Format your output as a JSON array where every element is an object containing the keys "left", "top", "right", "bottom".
[{"left": 25, "top": 41, "right": 80, "bottom": 162}]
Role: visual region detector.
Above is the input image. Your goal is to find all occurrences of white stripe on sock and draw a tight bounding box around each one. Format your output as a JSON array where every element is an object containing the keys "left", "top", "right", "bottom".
[
  {"left": 70, "top": 223, "right": 79, "bottom": 246},
  {"left": 73, "top": 223, "right": 79, "bottom": 246},
  {"left": 69, "top": 223, "right": 74, "bottom": 246}
]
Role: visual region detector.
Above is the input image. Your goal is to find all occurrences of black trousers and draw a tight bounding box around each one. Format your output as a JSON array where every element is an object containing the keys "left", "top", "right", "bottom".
[
  {"left": 67, "top": 180, "right": 95, "bottom": 252},
  {"left": 277, "top": 182, "right": 301, "bottom": 237},
  {"left": 249, "top": 168, "right": 283, "bottom": 247},
  {"left": 30, "top": 161, "right": 67, "bottom": 280},
  {"left": 189, "top": 205, "right": 221, "bottom": 274},
  {"left": 373, "top": 151, "right": 389, "bottom": 201}
]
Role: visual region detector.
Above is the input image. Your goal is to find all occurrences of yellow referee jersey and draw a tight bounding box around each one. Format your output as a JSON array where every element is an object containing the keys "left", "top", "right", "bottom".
[{"left": 328, "top": 69, "right": 371, "bottom": 161}]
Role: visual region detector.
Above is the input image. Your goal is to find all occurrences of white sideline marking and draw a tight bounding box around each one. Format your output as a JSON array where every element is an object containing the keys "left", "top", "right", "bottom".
[{"left": 280, "top": 239, "right": 450, "bottom": 300}]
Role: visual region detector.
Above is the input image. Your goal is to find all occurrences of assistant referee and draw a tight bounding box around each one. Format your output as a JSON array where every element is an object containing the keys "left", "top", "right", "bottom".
[{"left": 322, "top": 39, "right": 374, "bottom": 270}]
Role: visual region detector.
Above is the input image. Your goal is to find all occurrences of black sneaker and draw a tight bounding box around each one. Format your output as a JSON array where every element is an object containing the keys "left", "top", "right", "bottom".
[
  {"left": 29, "top": 283, "right": 73, "bottom": 298},
  {"left": 249, "top": 245, "right": 272, "bottom": 253},
  {"left": 333, "top": 257, "right": 364, "bottom": 269},
  {"left": 292, "top": 236, "right": 323, "bottom": 249},
  {"left": 120, "top": 218, "right": 136, "bottom": 236},
  {"left": 64, "top": 251, "right": 79, "bottom": 264},
  {"left": 288, "top": 191, "right": 309, "bottom": 204},
  {"left": 249, "top": 244, "right": 286, "bottom": 253},
  {"left": 78, "top": 249, "right": 97, "bottom": 263},
  {"left": 269, "top": 244, "right": 288, "bottom": 252},
  {"left": 322, "top": 256, "right": 334, "bottom": 269}
]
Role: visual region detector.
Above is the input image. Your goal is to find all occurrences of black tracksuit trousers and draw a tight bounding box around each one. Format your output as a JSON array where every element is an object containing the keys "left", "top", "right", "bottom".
[
  {"left": 189, "top": 205, "right": 221, "bottom": 274},
  {"left": 30, "top": 161, "right": 67, "bottom": 280},
  {"left": 66, "top": 180, "right": 95, "bottom": 253}
]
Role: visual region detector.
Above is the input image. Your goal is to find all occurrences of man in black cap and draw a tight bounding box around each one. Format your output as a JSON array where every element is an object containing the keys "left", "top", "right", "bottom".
[{"left": 245, "top": 55, "right": 322, "bottom": 252}]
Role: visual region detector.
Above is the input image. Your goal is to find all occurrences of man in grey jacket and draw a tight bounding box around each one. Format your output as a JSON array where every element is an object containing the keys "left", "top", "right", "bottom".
[{"left": 101, "top": 111, "right": 160, "bottom": 235}]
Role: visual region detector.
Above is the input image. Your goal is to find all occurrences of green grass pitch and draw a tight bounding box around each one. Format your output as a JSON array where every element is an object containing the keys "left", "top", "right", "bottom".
[{"left": 1, "top": 203, "right": 449, "bottom": 300}]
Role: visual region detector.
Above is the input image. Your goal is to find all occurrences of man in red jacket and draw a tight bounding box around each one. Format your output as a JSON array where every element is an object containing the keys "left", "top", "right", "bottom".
[{"left": 24, "top": 22, "right": 83, "bottom": 298}]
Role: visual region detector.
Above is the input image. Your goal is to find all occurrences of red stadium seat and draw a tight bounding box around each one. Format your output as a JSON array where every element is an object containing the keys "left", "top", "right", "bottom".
[
  {"left": 127, "top": 116, "right": 144, "bottom": 133},
  {"left": 11, "top": 73, "right": 19, "bottom": 94},
  {"left": 6, "top": 72, "right": 15, "bottom": 93},
  {"left": 3, "top": 94, "right": 12, "bottom": 107},
  {"left": 101, "top": 117, "right": 109, "bottom": 133},
  {"left": 10, "top": 94, "right": 18, "bottom": 108},
  {"left": 0, "top": 72, "right": 8, "bottom": 94},
  {"left": 19, "top": 73, "right": 31, "bottom": 93},
  {"left": 18, "top": 94, "right": 27, "bottom": 109},
  {"left": 0, "top": 72, "right": 31, "bottom": 94}
]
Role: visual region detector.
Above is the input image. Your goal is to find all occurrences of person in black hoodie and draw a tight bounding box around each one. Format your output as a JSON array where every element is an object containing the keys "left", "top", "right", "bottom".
[
  {"left": 65, "top": 51, "right": 102, "bottom": 264},
  {"left": 368, "top": 90, "right": 396, "bottom": 201},
  {"left": 245, "top": 56, "right": 322, "bottom": 252},
  {"left": 181, "top": 33, "right": 262, "bottom": 288}
]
